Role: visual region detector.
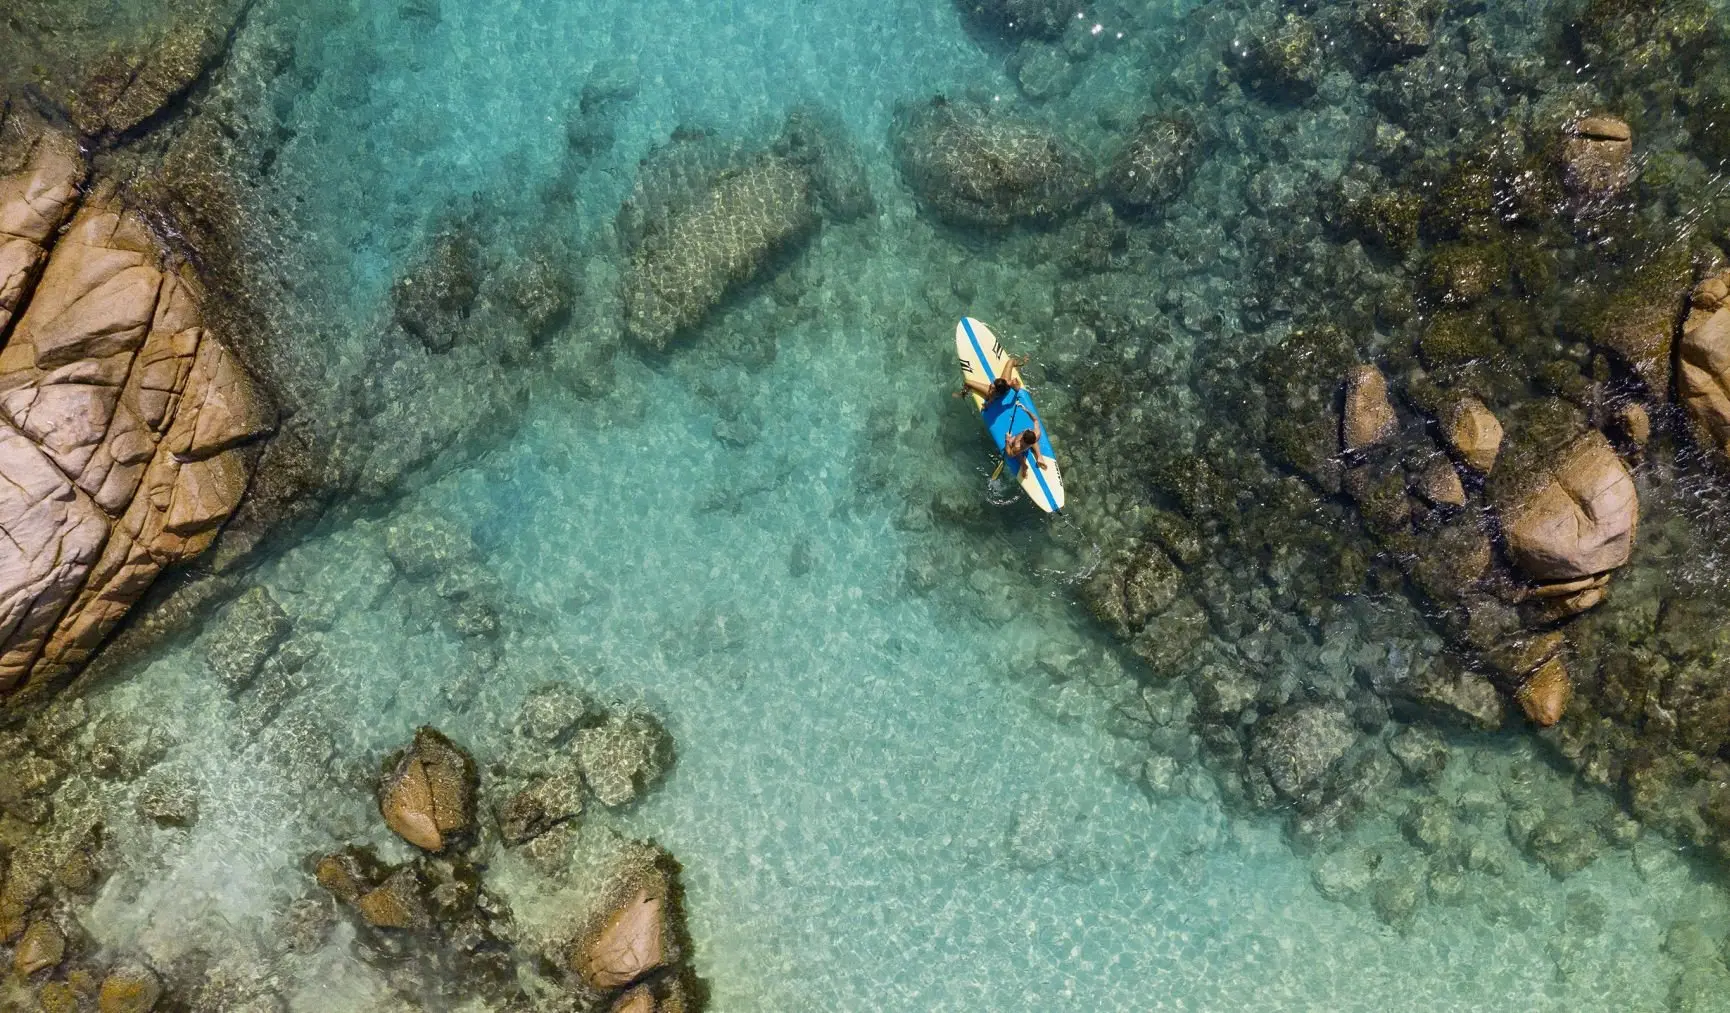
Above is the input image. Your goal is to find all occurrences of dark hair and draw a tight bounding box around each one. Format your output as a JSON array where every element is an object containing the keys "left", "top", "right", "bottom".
[
  {"left": 1019, "top": 428, "right": 1037, "bottom": 442},
  {"left": 990, "top": 377, "right": 1010, "bottom": 397}
]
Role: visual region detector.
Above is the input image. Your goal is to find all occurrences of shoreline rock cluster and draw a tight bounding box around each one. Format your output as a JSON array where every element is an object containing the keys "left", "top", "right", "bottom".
[
  {"left": 0, "top": 121, "right": 272, "bottom": 704},
  {"left": 311, "top": 708, "right": 693, "bottom": 1011}
]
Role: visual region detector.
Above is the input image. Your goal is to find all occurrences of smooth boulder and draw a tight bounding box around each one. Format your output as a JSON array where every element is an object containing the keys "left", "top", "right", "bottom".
[
  {"left": 1496, "top": 431, "right": 1636, "bottom": 583},
  {"left": 379, "top": 726, "right": 477, "bottom": 852},
  {"left": 1341, "top": 364, "right": 1396, "bottom": 453},
  {"left": 1439, "top": 396, "right": 1502, "bottom": 473},
  {"left": 1679, "top": 270, "right": 1730, "bottom": 460}
]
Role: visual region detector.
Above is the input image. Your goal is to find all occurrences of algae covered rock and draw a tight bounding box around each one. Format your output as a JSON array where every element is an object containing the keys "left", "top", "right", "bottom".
[
  {"left": 892, "top": 98, "right": 1094, "bottom": 229},
  {"left": 1107, "top": 116, "right": 1200, "bottom": 214},
  {"left": 98, "top": 963, "right": 162, "bottom": 1013},
  {"left": 392, "top": 226, "right": 483, "bottom": 352},
  {"left": 1252, "top": 703, "right": 1358, "bottom": 808},
  {"left": 1561, "top": 115, "right": 1636, "bottom": 202},
  {"left": 621, "top": 153, "right": 817, "bottom": 349},
  {"left": 954, "top": 0, "right": 1073, "bottom": 39}
]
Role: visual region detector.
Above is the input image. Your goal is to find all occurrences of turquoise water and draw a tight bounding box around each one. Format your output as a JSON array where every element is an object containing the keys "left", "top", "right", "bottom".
[{"left": 56, "top": 0, "right": 1730, "bottom": 1009}]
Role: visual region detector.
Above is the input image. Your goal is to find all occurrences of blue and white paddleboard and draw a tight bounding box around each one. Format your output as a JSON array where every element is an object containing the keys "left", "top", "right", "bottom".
[{"left": 955, "top": 317, "right": 1065, "bottom": 513}]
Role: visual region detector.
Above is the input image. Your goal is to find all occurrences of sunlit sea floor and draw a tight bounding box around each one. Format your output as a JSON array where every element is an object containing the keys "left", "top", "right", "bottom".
[
  {"left": 86, "top": 295, "right": 1730, "bottom": 1011},
  {"left": 58, "top": 0, "right": 1730, "bottom": 1008}
]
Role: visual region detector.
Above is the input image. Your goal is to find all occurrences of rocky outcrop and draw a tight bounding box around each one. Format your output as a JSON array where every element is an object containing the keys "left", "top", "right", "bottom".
[
  {"left": 893, "top": 98, "right": 1094, "bottom": 229},
  {"left": 577, "top": 712, "right": 672, "bottom": 808},
  {"left": 379, "top": 727, "right": 477, "bottom": 852},
  {"left": 621, "top": 153, "right": 817, "bottom": 349},
  {"left": 1495, "top": 431, "right": 1636, "bottom": 584},
  {"left": 1678, "top": 269, "right": 1730, "bottom": 460},
  {"left": 0, "top": 135, "right": 272, "bottom": 700},
  {"left": 1341, "top": 364, "right": 1396, "bottom": 453},
  {"left": 573, "top": 857, "right": 685, "bottom": 993}
]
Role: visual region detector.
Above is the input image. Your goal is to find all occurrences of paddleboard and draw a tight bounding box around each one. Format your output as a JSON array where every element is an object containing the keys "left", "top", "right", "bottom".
[{"left": 954, "top": 317, "right": 1065, "bottom": 513}]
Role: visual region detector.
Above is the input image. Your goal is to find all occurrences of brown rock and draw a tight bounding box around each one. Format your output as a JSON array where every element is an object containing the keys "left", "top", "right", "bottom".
[
  {"left": 1530, "top": 573, "right": 1611, "bottom": 599},
  {"left": 0, "top": 150, "right": 272, "bottom": 702},
  {"left": 1536, "top": 586, "right": 1607, "bottom": 622},
  {"left": 1415, "top": 457, "right": 1466, "bottom": 508},
  {"left": 1562, "top": 115, "right": 1634, "bottom": 200},
  {"left": 1341, "top": 364, "right": 1396, "bottom": 453},
  {"left": 611, "top": 986, "right": 658, "bottom": 1013},
  {"left": 1516, "top": 657, "right": 1572, "bottom": 727},
  {"left": 355, "top": 866, "right": 430, "bottom": 930},
  {"left": 1614, "top": 403, "right": 1651, "bottom": 447},
  {"left": 1679, "top": 270, "right": 1730, "bottom": 460},
  {"left": 98, "top": 963, "right": 161, "bottom": 1013},
  {"left": 14, "top": 918, "right": 65, "bottom": 975},
  {"left": 1440, "top": 397, "right": 1502, "bottom": 473},
  {"left": 0, "top": 133, "right": 86, "bottom": 336},
  {"left": 1497, "top": 431, "right": 1637, "bottom": 582},
  {"left": 575, "top": 874, "right": 678, "bottom": 991},
  {"left": 379, "top": 727, "right": 475, "bottom": 852}
]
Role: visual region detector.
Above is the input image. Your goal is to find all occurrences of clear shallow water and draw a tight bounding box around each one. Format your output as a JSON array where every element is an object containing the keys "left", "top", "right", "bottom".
[{"left": 58, "top": 0, "right": 1730, "bottom": 1008}]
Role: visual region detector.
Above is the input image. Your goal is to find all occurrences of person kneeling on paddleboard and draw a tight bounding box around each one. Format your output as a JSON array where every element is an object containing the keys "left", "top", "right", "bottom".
[{"left": 1005, "top": 419, "right": 1047, "bottom": 472}]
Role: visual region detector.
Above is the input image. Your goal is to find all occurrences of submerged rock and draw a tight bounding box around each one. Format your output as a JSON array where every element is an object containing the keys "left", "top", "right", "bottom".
[
  {"left": 1495, "top": 432, "right": 1636, "bottom": 583},
  {"left": 892, "top": 98, "right": 1094, "bottom": 229},
  {"left": 98, "top": 963, "right": 162, "bottom": 1013},
  {"left": 954, "top": 0, "right": 1073, "bottom": 39},
  {"left": 621, "top": 153, "right": 816, "bottom": 349},
  {"left": 204, "top": 586, "right": 293, "bottom": 695},
  {"left": 392, "top": 227, "right": 483, "bottom": 353},
  {"left": 1107, "top": 116, "right": 1200, "bottom": 214},
  {"left": 577, "top": 712, "right": 672, "bottom": 808},
  {"left": 1252, "top": 704, "right": 1358, "bottom": 808},
  {"left": 379, "top": 727, "right": 477, "bottom": 852},
  {"left": 1561, "top": 115, "right": 1635, "bottom": 203},
  {"left": 14, "top": 917, "right": 64, "bottom": 976}
]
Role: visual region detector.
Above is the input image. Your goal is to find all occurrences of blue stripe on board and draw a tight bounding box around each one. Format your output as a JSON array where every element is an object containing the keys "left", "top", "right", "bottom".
[
  {"left": 961, "top": 317, "right": 997, "bottom": 384},
  {"left": 1028, "top": 453, "right": 1059, "bottom": 512}
]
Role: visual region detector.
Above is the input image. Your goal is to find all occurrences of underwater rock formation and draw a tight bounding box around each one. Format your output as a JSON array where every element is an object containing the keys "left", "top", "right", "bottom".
[
  {"left": 0, "top": 129, "right": 272, "bottom": 701},
  {"left": 1106, "top": 116, "right": 1200, "bottom": 215},
  {"left": 621, "top": 152, "right": 817, "bottom": 350},
  {"left": 1561, "top": 115, "right": 1636, "bottom": 203},
  {"left": 954, "top": 0, "right": 1074, "bottom": 40},
  {"left": 892, "top": 98, "right": 1095, "bottom": 229}
]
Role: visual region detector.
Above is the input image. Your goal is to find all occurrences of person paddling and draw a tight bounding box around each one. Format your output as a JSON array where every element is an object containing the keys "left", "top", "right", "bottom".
[{"left": 1004, "top": 417, "right": 1046, "bottom": 472}]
